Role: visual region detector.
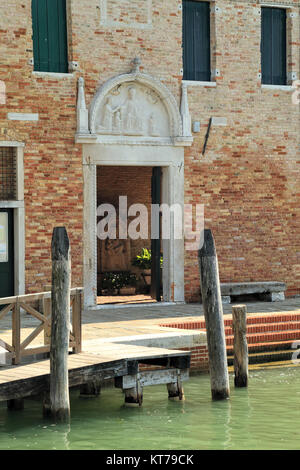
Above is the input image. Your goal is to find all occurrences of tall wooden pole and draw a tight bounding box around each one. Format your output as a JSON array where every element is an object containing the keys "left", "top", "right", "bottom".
[
  {"left": 198, "top": 229, "right": 230, "bottom": 400},
  {"left": 232, "top": 305, "right": 248, "bottom": 387},
  {"left": 49, "top": 227, "right": 71, "bottom": 422}
]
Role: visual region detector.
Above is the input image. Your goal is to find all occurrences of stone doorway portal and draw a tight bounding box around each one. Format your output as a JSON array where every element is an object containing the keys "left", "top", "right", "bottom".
[
  {"left": 77, "top": 64, "right": 193, "bottom": 307},
  {"left": 96, "top": 165, "right": 162, "bottom": 306}
]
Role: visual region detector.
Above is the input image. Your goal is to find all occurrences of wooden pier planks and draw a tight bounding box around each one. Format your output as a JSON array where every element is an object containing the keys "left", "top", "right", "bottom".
[{"left": 0, "top": 343, "right": 190, "bottom": 402}]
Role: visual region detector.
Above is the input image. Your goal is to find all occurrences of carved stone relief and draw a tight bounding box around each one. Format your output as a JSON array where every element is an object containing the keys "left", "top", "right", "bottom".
[
  {"left": 100, "top": 238, "right": 131, "bottom": 272},
  {"left": 95, "top": 83, "right": 170, "bottom": 137}
]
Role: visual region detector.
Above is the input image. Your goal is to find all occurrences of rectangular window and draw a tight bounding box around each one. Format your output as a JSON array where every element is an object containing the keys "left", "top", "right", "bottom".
[
  {"left": 0, "top": 147, "right": 16, "bottom": 201},
  {"left": 183, "top": 0, "right": 211, "bottom": 82},
  {"left": 261, "top": 7, "right": 287, "bottom": 85},
  {"left": 32, "top": 0, "right": 68, "bottom": 73}
]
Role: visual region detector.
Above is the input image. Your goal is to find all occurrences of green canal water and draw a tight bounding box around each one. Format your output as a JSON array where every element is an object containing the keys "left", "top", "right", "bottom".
[{"left": 1, "top": 366, "right": 300, "bottom": 450}]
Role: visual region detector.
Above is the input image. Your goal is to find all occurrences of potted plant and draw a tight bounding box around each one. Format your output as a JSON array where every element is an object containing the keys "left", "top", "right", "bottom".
[
  {"left": 119, "top": 272, "right": 137, "bottom": 295},
  {"left": 132, "top": 249, "right": 163, "bottom": 286},
  {"left": 101, "top": 272, "right": 122, "bottom": 295},
  {"left": 132, "top": 248, "right": 152, "bottom": 285}
]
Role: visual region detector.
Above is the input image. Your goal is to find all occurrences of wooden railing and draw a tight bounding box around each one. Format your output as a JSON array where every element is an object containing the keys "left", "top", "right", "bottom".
[{"left": 0, "top": 288, "right": 82, "bottom": 365}]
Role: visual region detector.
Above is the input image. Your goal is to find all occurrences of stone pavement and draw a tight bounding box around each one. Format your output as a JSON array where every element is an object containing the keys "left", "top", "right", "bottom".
[
  {"left": 82, "top": 297, "right": 300, "bottom": 344},
  {"left": 0, "top": 297, "right": 299, "bottom": 350}
]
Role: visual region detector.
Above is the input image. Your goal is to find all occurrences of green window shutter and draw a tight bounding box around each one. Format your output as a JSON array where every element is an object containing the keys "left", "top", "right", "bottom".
[
  {"left": 261, "top": 7, "right": 286, "bottom": 85},
  {"left": 32, "top": 0, "right": 68, "bottom": 73},
  {"left": 183, "top": 1, "right": 211, "bottom": 81}
]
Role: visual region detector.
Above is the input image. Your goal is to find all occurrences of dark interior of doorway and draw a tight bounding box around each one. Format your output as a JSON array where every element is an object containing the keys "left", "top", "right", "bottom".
[{"left": 97, "top": 165, "right": 162, "bottom": 306}]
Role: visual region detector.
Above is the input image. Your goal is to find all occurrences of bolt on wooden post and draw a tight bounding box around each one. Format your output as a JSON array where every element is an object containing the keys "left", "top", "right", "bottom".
[
  {"left": 198, "top": 229, "right": 230, "bottom": 400},
  {"left": 48, "top": 227, "right": 71, "bottom": 422},
  {"left": 232, "top": 305, "right": 248, "bottom": 387}
]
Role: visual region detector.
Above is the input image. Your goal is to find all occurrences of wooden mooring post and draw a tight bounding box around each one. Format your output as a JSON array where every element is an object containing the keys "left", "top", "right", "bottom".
[
  {"left": 44, "top": 227, "right": 71, "bottom": 422},
  {"left": 80, "top": 380, "right": 101, "bottom": 398},
  {"left": 198, "top": 229, "right": 230, "bottom": 400},
  {"left": 232, "top": 305, "right": 248, "bottom": 387}
]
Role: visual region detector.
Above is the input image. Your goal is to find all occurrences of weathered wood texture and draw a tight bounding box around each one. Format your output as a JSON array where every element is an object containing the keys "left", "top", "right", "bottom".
[
  {"left": 0, "top": 288, "right": 82, "bottom": 365},
  {"left": 198, "top": 229, "right": 230, "bottom": 400},
  {"left": 116, "top": 368, "right": 189, "bottom": 389},
  {"left": 167, "top": 381, "right": 184, "bottom": 401},
  {"left": 49, "top": 227, "right": 71, "bottom": 422},
  {"left": 12, "top": 302, "right": 20, "bottom": 365},
  {"left": 0, "top": 355, "right": 127, "bottom": 402},
  {"left": 0, "top": 346, "right": 190, "bottom": 403},
  {"left": 124, "top": 379, "right": 143, "bottom": 407},
  {"left": 72, "top": 289, "right": 82, "bottom": 353},
  {"left": 80, "top": 380, "right": 101, "bottom": 397},
  {"left": 232, "top": 305, "right": 248, "bottom": 387}
]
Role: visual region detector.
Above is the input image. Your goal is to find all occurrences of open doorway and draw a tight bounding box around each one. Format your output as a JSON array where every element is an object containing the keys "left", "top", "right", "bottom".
[{"left": 97, "top": 165, "right": 162, "bottom": 305}]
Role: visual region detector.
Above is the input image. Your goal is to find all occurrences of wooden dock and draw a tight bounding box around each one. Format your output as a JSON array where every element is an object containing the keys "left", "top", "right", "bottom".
[
  {"left": 0, "top": 288, "right": 191, "bottom": 409},
  {"left": 0, "top": 342, "right": 190, "bottom": 404}
]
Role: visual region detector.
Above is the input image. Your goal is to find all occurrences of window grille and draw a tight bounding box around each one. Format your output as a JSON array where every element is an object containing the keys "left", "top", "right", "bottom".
[{"left": 0, "top": 147, "right": 17, "bottom": 200}]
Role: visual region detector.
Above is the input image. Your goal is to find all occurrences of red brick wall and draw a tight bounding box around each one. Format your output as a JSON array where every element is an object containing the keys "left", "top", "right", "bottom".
[
  {"left": 183, "top": 1, "right": 300, "bottom": 301},
  {"left": 0, "top": 0, "right": 299, "bottom": 301}
]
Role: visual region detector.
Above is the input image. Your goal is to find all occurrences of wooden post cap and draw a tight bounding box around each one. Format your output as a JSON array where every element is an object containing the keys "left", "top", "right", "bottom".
[
  {"left": 198, "top": 229, "right": 216, "bottom": 258},
  {"left": 51, "top": 227, "right": 70, "bottom": 261}
]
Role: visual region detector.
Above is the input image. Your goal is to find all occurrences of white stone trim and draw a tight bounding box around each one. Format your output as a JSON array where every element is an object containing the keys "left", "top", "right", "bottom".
[
  {"left": 0, "top": 141, "right": 24, "bottom": 147},
  {"left": 259, "top": 3, "right": 293, "bottom": 9},
  {"left": 182, "top": 80, "right": 217, "bottom": 88},
  {"left": 0, "top": 201, "right": 24, "bottom": 209},
  {"left": 77, "top": 135, "right": 183, "bottom": 146},
  {"left": 83, "top": 163, "right": 97, "bottom": 308},
  {"left": 16, "top": 146, "right": 24, "bottom": 201},
  {"left": 7, "top": 113, "right": 39, "bottom": 121},
  {"left": 76, "top": 69, "right": 193, "bottom": 147},
  {"left": 14, "top": 207, "right": 25, "bottom": 296},
  {"left": 211, "top": 117, "right": 227, "bottom": 126},
  {"left": 99, "top": 0, "right": 153, "bottom": 29},
  {"left": 0, "top": 141, "right": 25, "bottom": 296},
  {"left": 32, "top": 71, "right": 74, "bottom": 79},
  {"left": 181, "top": 83, "right": 192, "bottom": 138},
  {"left": 89, "top": 71, "right": 183, "bottom": 139},
  {"left": 261, "top": 84, "right": 294, "bottom": 91},
  {"left": 82, "top": 144, "right": 185, "bottom": 308}
]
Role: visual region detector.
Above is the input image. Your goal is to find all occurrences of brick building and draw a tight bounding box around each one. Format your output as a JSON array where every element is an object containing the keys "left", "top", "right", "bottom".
[{"left": 0, "top": 0, "right": 299, "bottom": 307}]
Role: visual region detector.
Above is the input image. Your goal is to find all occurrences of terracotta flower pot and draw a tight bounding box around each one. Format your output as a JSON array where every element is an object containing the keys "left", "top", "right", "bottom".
[
  {"left": 119, "top": 287, "right": 136, "bottom": 295},
  {"left": 143, "top": 269, "right": 151, "bottom": 285}
]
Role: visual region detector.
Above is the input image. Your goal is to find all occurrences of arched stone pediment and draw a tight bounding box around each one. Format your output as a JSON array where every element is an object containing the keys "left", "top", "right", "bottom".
[
  {"left": 89, "top": 71, "right": 182, "bottom": 140},
  {"left": 76, "top": 62, "right": 193, "bottom": 146}
]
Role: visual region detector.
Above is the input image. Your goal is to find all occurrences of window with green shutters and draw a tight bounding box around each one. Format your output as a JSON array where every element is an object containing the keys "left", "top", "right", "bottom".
[
  {"left": 261, "top": 7, "right": 287, "bottom": 85},
  {"left": 182, "top": 0, "right": 211, "bottom": 82},
  {"left": 32, "top": 0, "right": 68, "bottom": 73}
]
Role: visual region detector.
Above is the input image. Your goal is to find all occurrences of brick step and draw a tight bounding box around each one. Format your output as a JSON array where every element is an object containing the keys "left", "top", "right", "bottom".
[
  {"left": 226, "top": 329, "right": 300, "bottom": 347},
  {"left": 224, "top": 320, "right": 300, "bottom": 336},
  {"left": 226, "top": 339, "right": 298, "bottom": 355},
  {"left": 227, "top": 348, "right": 295, "bottom": 366},
  {"left": 224, "top": 313, "right": 300, "bottom": 328},
  {"left": 160, "top": 313, "right": 300, "bottom": 332},
  {"left": 224, "top": 312, "right": 300, "bottom": 327}
]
